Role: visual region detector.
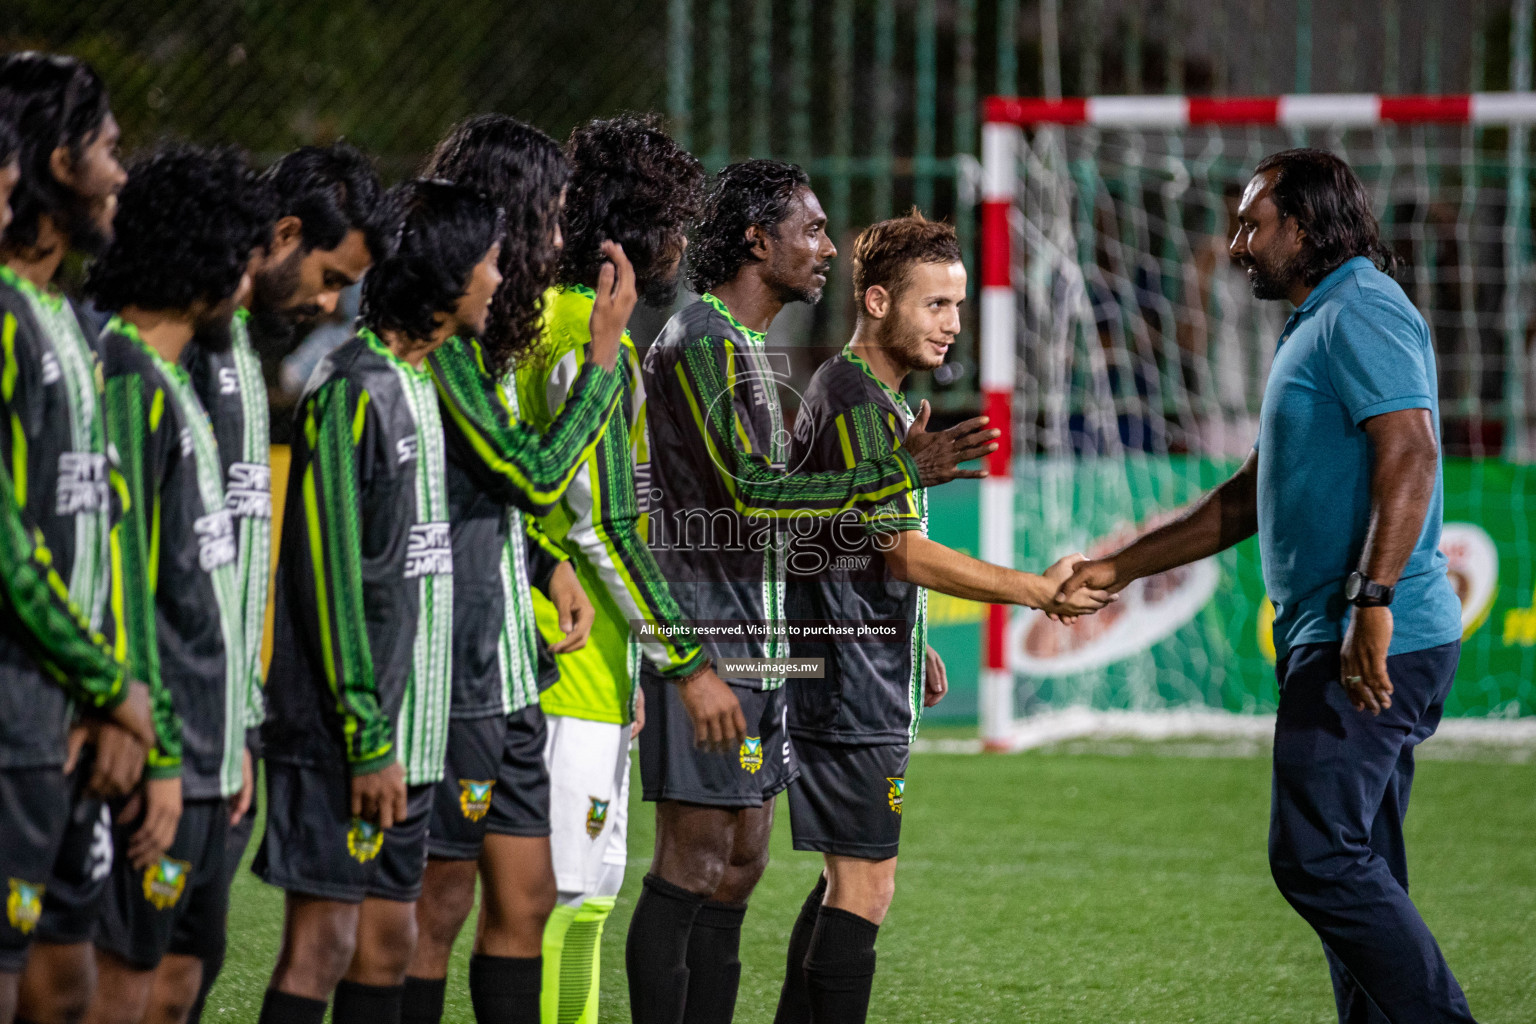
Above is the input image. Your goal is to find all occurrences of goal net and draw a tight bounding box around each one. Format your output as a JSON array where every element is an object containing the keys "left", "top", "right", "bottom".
[{"left": 977, "top": 94, "right": 1536, "bottom": 749}]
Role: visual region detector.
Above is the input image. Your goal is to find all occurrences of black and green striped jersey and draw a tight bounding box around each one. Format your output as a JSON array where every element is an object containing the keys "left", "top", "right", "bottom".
[
  {"left": 265, "top": 329, "right": 453, "bottom": 784},
  {"left": 786, "top": 347, "right": 929, "bottom": 744},
  {"left": 102, "top": 318, "right": 247, "bottom": 798},
  {"left": 428, "top": 334, "right": 620, "bottom": 720},
  {"left": 183, "top": 310, "right": 268, "bottom": 737},
  {"left": 0, "top": 266, "right": 126, "bottom": 770},
  {"left": 640, "top": 294, "right": 922, "bottom": 690},
  {"left": 517, "top": 285, "right": 707, "bottom": 726}
]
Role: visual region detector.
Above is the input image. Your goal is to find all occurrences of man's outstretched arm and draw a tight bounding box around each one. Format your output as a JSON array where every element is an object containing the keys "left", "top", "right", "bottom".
[
  {"left": 882, "top": 532, "right": 1113, "bottom": 616},
  {"left": 1058, "top": 451, "right": 1260, "bottom": 599}
]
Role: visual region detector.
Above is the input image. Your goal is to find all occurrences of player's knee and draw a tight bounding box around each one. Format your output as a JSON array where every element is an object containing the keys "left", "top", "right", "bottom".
[
  {"left": 21, "top": 943, "right": 96, "bottom": 1024},
  {"left": 146, "top": 955, "right": 204, "bottom": 1024},
  {"left": 356, "top": 912, "right": 418, "bottom": 983},
  {"left": 276, "top": 912, "right": 358, "bottom": 995},
  {"left": 417, "top": 867, "right": 477, "bottom": 949}
]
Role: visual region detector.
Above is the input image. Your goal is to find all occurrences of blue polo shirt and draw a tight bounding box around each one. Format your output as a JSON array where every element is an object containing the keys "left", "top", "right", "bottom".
[{"left": 1256, "top": 256, "right": 1462, "bottom": 661}]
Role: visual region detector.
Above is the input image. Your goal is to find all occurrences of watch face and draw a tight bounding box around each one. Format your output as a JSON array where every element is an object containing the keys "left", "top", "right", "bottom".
[{"left": 1345, "top": 573, "right": 1361, "bottom": 600}]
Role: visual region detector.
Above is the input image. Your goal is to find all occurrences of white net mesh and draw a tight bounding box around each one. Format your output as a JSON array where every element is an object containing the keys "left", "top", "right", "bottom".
[{"left": 998, "top": 120, "right": 1536, "bottom": 721}]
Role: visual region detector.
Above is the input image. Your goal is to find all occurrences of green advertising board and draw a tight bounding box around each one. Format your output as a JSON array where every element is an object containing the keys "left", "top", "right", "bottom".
[{"left": 924, "top": 457, "right": 1536, "bottom": 723}]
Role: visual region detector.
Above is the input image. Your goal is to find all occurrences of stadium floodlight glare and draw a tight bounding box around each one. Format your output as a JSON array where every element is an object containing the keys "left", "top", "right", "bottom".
[{"left": 978, "top": 92, "right": 1536, "bottom": 751}]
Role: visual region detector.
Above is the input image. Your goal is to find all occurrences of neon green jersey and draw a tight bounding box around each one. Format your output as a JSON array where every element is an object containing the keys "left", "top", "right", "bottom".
[{"left": 516, "top": 286, "right": 705, "bottom": 724}]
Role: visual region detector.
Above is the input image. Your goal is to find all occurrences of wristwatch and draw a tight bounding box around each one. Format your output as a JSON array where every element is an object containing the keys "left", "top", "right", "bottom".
[{"left": 1344, "top": 571, "right": 1395, "bottom": 608}]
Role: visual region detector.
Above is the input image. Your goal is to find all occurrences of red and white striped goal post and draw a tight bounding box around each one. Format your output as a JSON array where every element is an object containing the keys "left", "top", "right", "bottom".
[{"left": 975, "top": 92, "right": 1536, "bottom": 750}]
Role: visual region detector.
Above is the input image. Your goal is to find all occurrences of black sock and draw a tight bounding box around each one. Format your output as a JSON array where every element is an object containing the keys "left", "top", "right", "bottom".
[
  {"left": 257, "top": 988, "right": 328, "bottom": 1024},
  {"left": 401, "top": 975, "right": 448, "bottom": 1024},
  {"left": 804, "top": 906, "right": 880, "bottom": 1024},
  {"left": 333, "top": 980, "right": 404, "bottom": 1024},
  {"left": 625, "top": 873, "right": 706, "bottom": 1024},
  {"left": 468, "top": 954, "right": 541, "bottom": 1024},
  {"left": 185, "top": 945, "right": 227, "bottom": 1024},
  {"left": 772, "top": 874, "right": 827, "bottom": 1024},
  {"left": 681, "top": 899, "right": 748, "bottom": 1024}
]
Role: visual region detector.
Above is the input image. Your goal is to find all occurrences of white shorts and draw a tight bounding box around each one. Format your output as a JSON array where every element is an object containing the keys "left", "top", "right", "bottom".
[{"left": 543, "top": 714, "right": 631, "bottom": 895}]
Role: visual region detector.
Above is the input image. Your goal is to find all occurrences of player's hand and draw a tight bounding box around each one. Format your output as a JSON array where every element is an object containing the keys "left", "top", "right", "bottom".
[
  {"left": 230, "top": 747, "right": 255, "bottom": 826},
  {"left": 923, "top": 646, "right": 948, "bottom": 707},
  {"left": 587, "top": 240, "right": 637, "bottom": 373},
  {"left": 675, "top": 666, "right": 747, "bottom": 754},
  {"left": 1037, "top": 554, "right": 1117, "bottom": 620},
  {"left": 547, "top": 562, "right": 594, "bottom": 654},
  {"left": 1341, "top": 605, "right": 1394, "bottom": 715},
  {"left": 351, "top": 760, "right": 408, "bottom": 829},
  {"left": 902, "top": 403, "right": 1001, "bottom": 487},
  {"left": 125, "top": 776, "right": 182, "bottom": 870},
  {"left": 108, "top": 680, "right": 157, "bottom": 750},
  {"left": 64, "top": 719, "right": 95, "bottom": 776},
  {"left": 631, "top": 684, "right": 646, "bottom": 740},
  {"left": 88, "top": 721, "right": 148, "bottom": 799}
]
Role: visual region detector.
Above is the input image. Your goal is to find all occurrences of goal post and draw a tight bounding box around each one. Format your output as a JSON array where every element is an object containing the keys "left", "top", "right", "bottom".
[{"left": 978, "top": 92, "right": 1536, "bottom": 751}]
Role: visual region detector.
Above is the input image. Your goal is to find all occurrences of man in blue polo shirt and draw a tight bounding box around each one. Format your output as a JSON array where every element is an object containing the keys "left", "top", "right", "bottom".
[{"left": 1059, "top": 149, "right": 1474, "bottom": 1024}]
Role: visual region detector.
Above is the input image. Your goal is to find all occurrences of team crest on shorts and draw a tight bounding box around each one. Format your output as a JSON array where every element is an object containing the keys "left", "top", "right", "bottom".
[
  {"left": 142, "top": 857, "right": 192, "bottom": 910},
  {"left": 458, "top": 779, "right": 495, "bottom": 822},
  {"left": 739, "top": 737, "right": 764, "bottom": 774},
  {"left": 347, "top": 819, "right": 384, "bottom": 863},
  {"left": 886, "top": 777, "right": 905, "bottom": 814},
  {"left": 6, "top": 879, "right": 43, "bottom": 934},
  {"left": 586, "top": 797, "right": 610, "bottom": 839}
]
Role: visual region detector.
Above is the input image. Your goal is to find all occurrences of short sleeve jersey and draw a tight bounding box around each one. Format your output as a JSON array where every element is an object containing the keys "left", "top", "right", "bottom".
[
  {"left": 786, "top": 347, "right": 929, "bottom": 744},
  {"left": 1256, "top": 256, "right": 1462, "bottom": 659},
  {"left": 264, "top": 330, "right": 454, "bottom": 784}
]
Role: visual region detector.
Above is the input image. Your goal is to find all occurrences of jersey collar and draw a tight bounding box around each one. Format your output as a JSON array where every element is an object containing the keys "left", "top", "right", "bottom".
[
  {"left": 700, "top": 292, "right": 766, "bottom": 345},
  {"left": 107, "top": 314, "right": 192, "bottom": 383},
  {"left": 359, "top": 325, "right": 433, "bottom": 378},
  {"left": 841, "top": 342, "right": 912, "bottom": 415},
  {"left": 0, "top": 263, "right": 65, "bottom": 314}
]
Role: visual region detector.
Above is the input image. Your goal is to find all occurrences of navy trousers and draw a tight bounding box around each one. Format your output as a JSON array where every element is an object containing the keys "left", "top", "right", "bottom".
[{"left": 1269, "top": 640, "right": 1475, "bottom": 1024}]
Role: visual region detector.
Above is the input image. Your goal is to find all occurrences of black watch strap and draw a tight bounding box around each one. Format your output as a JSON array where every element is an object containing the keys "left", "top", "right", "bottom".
[{"left": 1345, "top": 571, "right": 1395, "bottom": 607}]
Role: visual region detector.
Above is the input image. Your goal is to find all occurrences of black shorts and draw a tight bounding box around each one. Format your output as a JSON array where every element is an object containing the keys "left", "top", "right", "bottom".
[
  {"left": 427, "top": 707, "right": 551, "bottom": 860},
  {"left": 252, "top": 761, "right": 433, "bottom": 904},
  {"left": 639, "top": 676, "right": 796, "bottom": 810},
  {"left": 0, "top": 767, "right": 71, "bottom": 970},
  {"left": 787, "top": 738, "right": 909, "bottom": 860},
  {"left": 34, "top": 756, "right": 113, "bottom": 947},
  {"left": 95, "top": 798, "right": 229, "bottom": 971}
]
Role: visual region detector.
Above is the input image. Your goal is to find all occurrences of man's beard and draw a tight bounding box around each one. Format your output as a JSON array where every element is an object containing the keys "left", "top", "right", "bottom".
[
  {"left": 246, "top": 247, "right": 323, "bottom": 358},
  {"left": 769, "top": 260, "right": 832, "bottom": 307},
  {"left": 639, "top": 265, "right": 681, "bottom": 308},
  {"left": 882, "top": 306, "right": 940, "bottom": 373},
  {"left": 58, "top": 192, "right": 112, "bottom": 257},
  {"left": 1246, "top": 247, "right": 1303, "bottom": 300}
]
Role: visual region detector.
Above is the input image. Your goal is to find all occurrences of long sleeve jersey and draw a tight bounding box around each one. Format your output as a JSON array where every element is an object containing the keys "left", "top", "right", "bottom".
[
  {"left": 0, "top": 266, "right": 125, "bottom": 769},
  {"left": 264, "top": 329, "right": 454, "bottom": 784},
  {"left": 427, "top": 333, "right": 620, "bottom": 720},
  {"left": 639, "top": 293, "right": 921, "bottom": 690},
  {"left": 516, "top": 284, "right": 706, "bottom": 725},
  {"left": 785, "top": 347, "right": 929, "bottom": 744},
  {"left": 183, "top": 310, "right": 269, "bottom": 736},
  {"left": 102, "top": 318, "right": 246, "bottom": 798}
]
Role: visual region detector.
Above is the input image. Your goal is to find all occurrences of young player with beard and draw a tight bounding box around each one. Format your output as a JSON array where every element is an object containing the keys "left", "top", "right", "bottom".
[
  {"left": 772, "top": 214, "right": 1112, "bottom": 1024},
  {"left": 397, "top": 115, "right": 631, "bottom": 1024},
  {"left": 630, "top": 162, "right": 1001, "bottom": 1024},
  {"left": 512, "top": 114, "right": 718, "bottom": 1024},
  {"left": 74, "top": 146, "right": 270, "bottom": 1024},
  {"left": 0, "top": 53, "right": 157, "bottom": 1024},
  {"left": 162, "top": 141, "right": 386, "bottom": 1024},
  {"left": 253, "top": 180, "right": 503, "bottom": 1024}
]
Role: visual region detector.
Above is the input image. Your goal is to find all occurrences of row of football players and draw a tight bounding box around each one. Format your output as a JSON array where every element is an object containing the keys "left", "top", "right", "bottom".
[{"left": 0, "top": 49, "right": 1112, "bottom": 1024}]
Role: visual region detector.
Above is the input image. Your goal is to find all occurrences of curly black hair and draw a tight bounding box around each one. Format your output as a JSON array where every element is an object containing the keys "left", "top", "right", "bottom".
[
  {"left": 360, "top": 178, "right": 504, "bottom": 340},
  {"left": 260, "top": 141, "right": 389, "bottom": 262},
  {"left": 0, "top": 52, "right": 113, "bottom": 254},
  {"left": 425, "top": 114, "right": 569, "bottom": 375},
  {"left": 1253, "top": 148, "right": 1399, "bottom": 284},
  {"left": 0, "top": 118, "right": 18, "bottom": 168},
  {"left": 560, "top": 113, "right": 703, "bottom": 306},
  {"left": 687, "top": 160, "right": 811, "bottom": 295},
  {"left": 84, "top": 145, "right": 271, "bottom": 314}
]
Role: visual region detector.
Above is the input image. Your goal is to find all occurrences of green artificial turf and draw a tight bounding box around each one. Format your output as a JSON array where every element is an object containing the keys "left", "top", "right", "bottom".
[{"left": 208, "top": 751, "right": 1535, "bottom": 1022}]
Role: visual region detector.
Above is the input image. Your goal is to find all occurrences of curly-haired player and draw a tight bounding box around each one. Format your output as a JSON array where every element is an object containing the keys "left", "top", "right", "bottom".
[
  {"left": 629, "top": 161, "right": 1000, "bottom": 1024},
  {"left": 512, "top": 114, "right": 722, "bottom": 1024},
  {"left": 75, "top": 145, "right": 270, "bottom": 1024},
  {"left": 0, "top": 53, "right": 156, "bottom": 1024},
  {"left": 253, "top": 180, "right": 503, "bottom": 1024},
  {"left": 395, "top": 115, "right": 633, "bottom": 1024}
]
